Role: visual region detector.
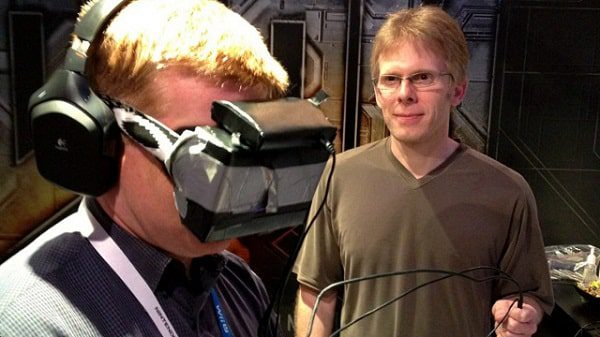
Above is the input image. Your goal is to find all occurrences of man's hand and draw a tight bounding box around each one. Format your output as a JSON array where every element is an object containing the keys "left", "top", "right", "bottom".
[{"left": 492, "top": 296, "right": 544, "bottom": 337}]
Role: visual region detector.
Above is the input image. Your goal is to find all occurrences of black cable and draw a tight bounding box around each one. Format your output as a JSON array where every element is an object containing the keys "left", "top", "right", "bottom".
[
  {"left": 330, "top": 273, "right": 515, "bottom": 337},
  {"left": 258, "top": 141, "right": 336, "bottom": 337},
  {"left": 486, "top": 298, "right": 519, "bottom": 337},
  {"left": 327, "top": 272, "right": 454, "bottom": 337},
  {"left": 303, "top": 266, "right": 523, "bottom": 337},
  {"left": 574, "top": 321, "right": 600, "bottom": 337}
]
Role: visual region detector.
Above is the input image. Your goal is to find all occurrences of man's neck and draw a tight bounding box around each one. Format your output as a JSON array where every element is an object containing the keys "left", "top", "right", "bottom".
[
  {"left": 96, "top": 193, "right": 195, "bottom": 270},
  {"left": 390, "top": 137, "right": 459, "bottom": 179}
]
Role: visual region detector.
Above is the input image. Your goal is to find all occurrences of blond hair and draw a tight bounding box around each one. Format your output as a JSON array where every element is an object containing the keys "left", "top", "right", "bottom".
[
  {"left": 79, "top": 0, "right": 289, "bottom": 110},
  {"left": 370, "top": 6, "right": 469, "bottom": 84}
]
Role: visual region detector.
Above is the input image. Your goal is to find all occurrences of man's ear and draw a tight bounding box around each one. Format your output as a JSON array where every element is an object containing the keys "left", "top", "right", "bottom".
[
  {"left": 374, "top": 87, "right": 383, "bottom": 109},
  {"left": 450, "top": 79, "right": 468, "bottom": 107}
]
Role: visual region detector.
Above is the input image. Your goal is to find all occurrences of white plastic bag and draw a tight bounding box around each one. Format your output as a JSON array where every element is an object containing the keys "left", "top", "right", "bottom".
[{"left": 545, "top": 244, "right": 599, "bottom": 283}]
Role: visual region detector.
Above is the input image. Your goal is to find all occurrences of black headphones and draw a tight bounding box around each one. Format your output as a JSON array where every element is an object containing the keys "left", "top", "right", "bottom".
[{"left": 28, "top": 0, "right": 130, "bottom": 196}]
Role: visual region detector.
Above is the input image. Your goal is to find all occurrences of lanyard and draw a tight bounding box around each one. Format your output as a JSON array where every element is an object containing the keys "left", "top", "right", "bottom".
[
  {"left": 210, "top": 289, "right": 234, "bottom": 337},
  {"left": 78, "top": 203, "right": 180, "bottom": 337},
  {"left": 79, "top": 202, "right": 234, "bottom": 337}
]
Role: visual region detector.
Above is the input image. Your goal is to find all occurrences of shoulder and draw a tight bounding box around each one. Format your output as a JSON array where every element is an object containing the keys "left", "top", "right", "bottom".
[
  {"left": 333, "top": 138, "right": 389, "bottom": 175},
  {"left": 449, "top": 146, "right": 538, "bottom": 209},
  {"left": 457, "top": 146, "right": 532, "bottom": 190},
  {"left": 337, "top": 138, "right": 388, "bottom": 162},
  {"left": 0, "top": 212, "right": 91, "bottom": 277},
  {"left": 0, "top": 270, "right": 96, "bottom": 336},
  {"left": 218, "top": 250, "right": 270, "bottom": 307},
  {"left": 220, "top": 251, "right": 265, "bottom": 291},
  {"left": 0, "top": 212, "right": 93, "bottom": 322}
]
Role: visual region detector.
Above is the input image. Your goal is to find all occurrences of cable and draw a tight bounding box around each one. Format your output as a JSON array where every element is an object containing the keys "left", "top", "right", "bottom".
[
  {"left": 268, "top": 142, "right": 336, "bottom": 335},
  {"left": 326, "top": 268, "right": 520, "bottom": 337},
  {"left": 486, "top": 298, "right": 519, "bottom": 337},
  {"left": 574, "top": 321, "right": 600, "bottom": 337},
  {"left": 303, "top": 266, "right": 523, "bottom": 337},
  {"left": 258, "top": 141, "right": 336, "bottom": 337},
  {"left": 330, "top": 273, "right": 516, "bottom": 337}
]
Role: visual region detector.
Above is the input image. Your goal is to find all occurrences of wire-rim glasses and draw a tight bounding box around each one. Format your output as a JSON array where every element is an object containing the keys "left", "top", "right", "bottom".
[{"left": 373, "top": 71, "right": 454, "bottom": 93}]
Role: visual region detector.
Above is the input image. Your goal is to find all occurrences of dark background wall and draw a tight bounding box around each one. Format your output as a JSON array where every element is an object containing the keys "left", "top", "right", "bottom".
[
  {"left": 489, "top": 0, "right": 599, "bottom": 248},
  {"left": 0, "top": 0, "right": 80, "bottom": 255},
  {"left": 0, "top": 0, "right": 598, "bottom": 336}
]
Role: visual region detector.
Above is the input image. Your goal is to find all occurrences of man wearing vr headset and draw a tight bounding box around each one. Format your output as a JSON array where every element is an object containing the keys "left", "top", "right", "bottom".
[{"left": 0, "top": 0, "right": 289, "bottom": 336}]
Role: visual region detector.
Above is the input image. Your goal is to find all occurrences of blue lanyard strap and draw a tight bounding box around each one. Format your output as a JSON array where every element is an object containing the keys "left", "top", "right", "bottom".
[{"left": 210, "top": 289, "right": 234, "bottom": 337}]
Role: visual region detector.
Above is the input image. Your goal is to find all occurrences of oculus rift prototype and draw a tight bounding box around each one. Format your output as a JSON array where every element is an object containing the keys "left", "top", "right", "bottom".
[
  {"left": 27, "top": 0, "right": 336, "bottom": 241},
  {"left": 107, "top": 97, "right": 335, "bottom": 241}
]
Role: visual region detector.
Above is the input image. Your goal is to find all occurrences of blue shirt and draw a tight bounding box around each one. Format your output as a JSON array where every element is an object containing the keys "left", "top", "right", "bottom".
[{"left": 0, "top": 198, "right": 277, "bottom": 337}]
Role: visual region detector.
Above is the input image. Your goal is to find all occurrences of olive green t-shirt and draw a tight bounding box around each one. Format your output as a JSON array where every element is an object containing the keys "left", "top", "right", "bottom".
[{"left": 295, "top": 138, "right": 554, "bottom": 337}]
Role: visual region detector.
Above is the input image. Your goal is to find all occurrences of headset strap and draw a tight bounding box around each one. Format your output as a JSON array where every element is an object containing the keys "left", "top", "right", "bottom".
[{"left": 104, "top": 97, "right": 179, "bottom": 162}]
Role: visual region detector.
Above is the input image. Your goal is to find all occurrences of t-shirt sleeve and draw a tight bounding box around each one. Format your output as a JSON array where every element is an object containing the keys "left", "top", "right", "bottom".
[
  {"left": 495, "top": 178, "right": 555, "bottom": 315},
  {"left": 293, "top": 159, "right": 343, "bottom": 292}
]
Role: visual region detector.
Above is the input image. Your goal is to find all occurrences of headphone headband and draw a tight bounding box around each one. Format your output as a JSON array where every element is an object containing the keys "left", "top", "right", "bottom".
[{"left": 65, "top": 0, "right": 130, "bottom": 73}]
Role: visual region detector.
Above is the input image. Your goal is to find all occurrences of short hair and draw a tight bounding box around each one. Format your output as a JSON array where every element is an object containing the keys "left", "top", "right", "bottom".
[
  {"left": 370, "top": 5, "right": 469, "bottom": 84},
  {"left": 79, "top": 0, "right": 289, "bottom": 111}
]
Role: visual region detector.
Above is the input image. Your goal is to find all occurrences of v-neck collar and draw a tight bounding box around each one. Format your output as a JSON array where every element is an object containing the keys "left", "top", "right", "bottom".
[{"left": 385, "top": 138, "right": 466, "bottom": 189}]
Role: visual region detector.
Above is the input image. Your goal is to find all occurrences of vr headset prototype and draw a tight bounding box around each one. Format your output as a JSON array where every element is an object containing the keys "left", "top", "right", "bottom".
[
  {"left": 30, "top": 84, "right": 336, "bottom": 241},
  {"left": 110, "top": 96, "right": 336, "bottom": 241}
]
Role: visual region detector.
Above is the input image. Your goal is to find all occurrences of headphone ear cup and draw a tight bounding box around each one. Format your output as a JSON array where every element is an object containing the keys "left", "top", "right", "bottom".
[{"left": 29, "top": 69, "right": 121, "bottom": 196}]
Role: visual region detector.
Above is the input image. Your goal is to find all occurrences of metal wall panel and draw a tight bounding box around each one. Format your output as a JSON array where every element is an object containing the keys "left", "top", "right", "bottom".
[{"left": 489, "top": 0, "right": 600, "bottom": 247}]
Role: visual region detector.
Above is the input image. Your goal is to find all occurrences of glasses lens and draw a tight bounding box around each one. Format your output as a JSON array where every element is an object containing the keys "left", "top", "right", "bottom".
[
  {"left": 377, "top": 75, "right": 399, "bottom": 91},
  {"left": 409, "top": 72, "right": 435, "bottom": 87}
]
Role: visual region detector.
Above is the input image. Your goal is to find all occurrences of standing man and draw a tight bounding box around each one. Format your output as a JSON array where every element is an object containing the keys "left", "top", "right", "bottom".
[
  {"left": 0, "top": 0, "right": 288, "bottom": 336},
  {"left": 294, "top": 5, "right": 553, "bottom": 337}
]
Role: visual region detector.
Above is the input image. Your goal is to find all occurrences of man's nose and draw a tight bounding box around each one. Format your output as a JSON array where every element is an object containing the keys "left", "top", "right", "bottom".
[{"left": 397, "top": 78, "right": 416, "bottom": 103}]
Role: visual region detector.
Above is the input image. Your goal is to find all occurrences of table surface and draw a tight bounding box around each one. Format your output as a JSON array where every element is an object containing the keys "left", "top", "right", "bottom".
[{"left": 545, "top": 281, "right": 600, "bottom": 337}]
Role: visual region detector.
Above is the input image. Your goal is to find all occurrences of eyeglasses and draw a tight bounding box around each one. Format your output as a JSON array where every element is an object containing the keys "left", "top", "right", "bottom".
[{"left": 373, "top": 72, "right": 454, "bottom": 92}]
